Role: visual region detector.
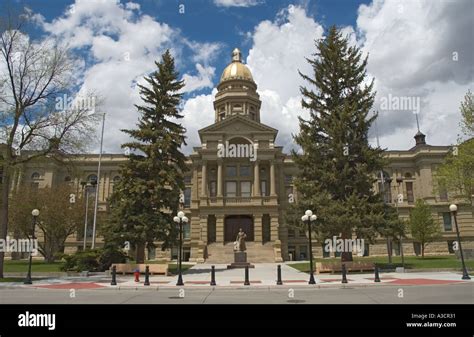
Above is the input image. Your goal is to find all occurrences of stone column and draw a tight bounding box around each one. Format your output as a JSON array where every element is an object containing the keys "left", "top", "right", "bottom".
[
  {"left": 270, "top": 214, "right": 279, "bottom": 241},
  {"left": 254, "top": 214, "right": 263, "bottom": 244},
  {"left": 217, "top": 160, "right": 223, "bottom": 197},
  {"left": 200, "top": 215, "right": 208, "bottom": 243},
  {"left": 216, "top": 214, "right": 225, "bottom": 244},
  {"left": 270, "top": 160, "right": 276, "bottom": 196},
  {"left": 253, "top": 161, "right": 260, "bottom": 197},
  {"left": 201, "top": 160, "right": 207, "bottom": 197}
]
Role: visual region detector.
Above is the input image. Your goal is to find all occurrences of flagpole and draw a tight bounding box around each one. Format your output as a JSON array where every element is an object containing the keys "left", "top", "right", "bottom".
[{"left": 91, "top": 112, "right": 105, "bottom": 249}]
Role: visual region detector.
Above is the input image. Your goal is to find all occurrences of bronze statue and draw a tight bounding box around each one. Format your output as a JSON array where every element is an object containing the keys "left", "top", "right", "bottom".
[{"left": 235, "top": 228, "right": 247, "bottom": 252}]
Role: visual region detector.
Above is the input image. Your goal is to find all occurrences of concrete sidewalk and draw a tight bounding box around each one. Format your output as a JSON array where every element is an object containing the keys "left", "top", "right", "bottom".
[{"left": 4, "top": 263, "right": 472, "bottom": 290}]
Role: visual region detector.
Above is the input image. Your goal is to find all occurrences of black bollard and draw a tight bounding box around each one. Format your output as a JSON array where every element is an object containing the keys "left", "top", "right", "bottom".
[
  {"left": 341, "top": 264, "right": 348, "bottom": 284},
  {"left": 111, "top": 265, "right": 117, "bottom": 286},
  {"left": 374, "top": 264, "right": 381, "bottom": 282},
  {"left": 144, "top": 265, "right": 150, "bottom": 286},
  {"left": 276, "top": 265, "right": 283, "bottom": 285},
  {"left": 244, "top": 266, "right": 250, "bottom": 286},
  {"left": 210, "top": 265, "right": 216, "bottom": 286}
]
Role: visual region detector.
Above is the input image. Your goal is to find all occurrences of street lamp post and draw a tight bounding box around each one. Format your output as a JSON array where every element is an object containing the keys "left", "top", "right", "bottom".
[
  {"left": 449, "top": 204, "right": 471, "bottom": 280},
  {"left": 395, "top": 176, "right": 405, "bottom": 268},
  {"left": 384, "top": 176, "right": 393, "bottom": 265},
  {"left": 301, "top": 210, "right": 317, "bottom": 285},
  {"left": 24, "top": 209, "right": 40, "bottom": 284},
  {"left": 173, "top": 211, "right": 188, "bottom": 286}
]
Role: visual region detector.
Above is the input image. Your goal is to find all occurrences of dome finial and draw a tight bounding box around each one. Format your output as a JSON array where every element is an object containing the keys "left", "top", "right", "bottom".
[{"left": 232, "top": 48, "right": 242, "bottom": 62}]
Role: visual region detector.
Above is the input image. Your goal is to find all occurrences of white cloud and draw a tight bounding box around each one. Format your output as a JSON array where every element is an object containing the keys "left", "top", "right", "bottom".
[
  {"left": 182, "top": 64, "right": 215, "bottom": 93},
  {"left": 245, "top": 5, "right": 323, "bottom": 151},
  {"left": 181, "top": 90, "right": 217, "bottom": 151},
  {"left": 213, "top": 0, "right": 263, "bottom": 8},
  {"left": 32, "top": 0, "right": 220, "bottom": 154},
  {"left": 357, "top": 0, "right": 473, "bottom": 149}
]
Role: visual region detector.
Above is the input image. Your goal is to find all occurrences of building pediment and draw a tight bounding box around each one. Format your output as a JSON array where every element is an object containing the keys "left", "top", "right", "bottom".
[{"left": 199, "top": 115, "right": 277, "bottom": 137}]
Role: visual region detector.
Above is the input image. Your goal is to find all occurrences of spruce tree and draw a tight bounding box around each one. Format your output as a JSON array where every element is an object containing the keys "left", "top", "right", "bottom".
[
  {"left": 291, "top": 26, "right": 385, "bottom": 262},
  {"left": 105, "top": 50, "right": 187, "bottom": 262}
]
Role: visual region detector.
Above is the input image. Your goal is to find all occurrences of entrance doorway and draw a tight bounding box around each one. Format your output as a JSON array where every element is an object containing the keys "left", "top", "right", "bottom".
[
  {"left": 207, "top": 215, "right": 216, "bottom": 243},
  {"left": 224, "top": 215, "right": 254, "bottom": 242}
]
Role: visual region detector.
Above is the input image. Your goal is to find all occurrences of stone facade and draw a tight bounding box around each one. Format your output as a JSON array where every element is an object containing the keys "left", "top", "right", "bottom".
[{"left": 2, "top": 48, "right": 473, "bottom": 262}]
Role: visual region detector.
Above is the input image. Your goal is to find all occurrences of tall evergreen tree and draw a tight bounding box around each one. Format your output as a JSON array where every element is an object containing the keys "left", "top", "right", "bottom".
[
  {"left": 104, "top": 50, "right": 187, "bottom": 262},
  {"left": 291, "top": 26, "right": 385, "bottom": 261}
]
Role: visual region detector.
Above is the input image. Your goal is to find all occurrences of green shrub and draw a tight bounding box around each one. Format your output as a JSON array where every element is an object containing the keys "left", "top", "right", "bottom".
[
  {"left": 98, "top": 247, "right": 127, "bottom": 271},
  {"left": 60, "top": 247, "right": 128, "bottom": 272}
]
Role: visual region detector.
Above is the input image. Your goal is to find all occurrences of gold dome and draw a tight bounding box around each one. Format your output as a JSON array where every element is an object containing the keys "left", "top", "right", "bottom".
[{"left": 220, "top": 48, "right": 254, "bottom": 82}]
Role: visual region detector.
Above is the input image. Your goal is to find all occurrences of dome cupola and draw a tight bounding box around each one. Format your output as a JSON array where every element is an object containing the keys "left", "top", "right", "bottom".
[
  {"left": 214, "top": 48, "right": 261, "bottom": 123},
  {"left": 220, "top": 48, "right": 254, "bottom": 83}
]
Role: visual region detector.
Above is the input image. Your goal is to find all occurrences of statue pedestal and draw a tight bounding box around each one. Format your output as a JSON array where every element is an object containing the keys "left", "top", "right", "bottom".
[{"left": 227, "top": 251, "right": 254, "bottom": 269}]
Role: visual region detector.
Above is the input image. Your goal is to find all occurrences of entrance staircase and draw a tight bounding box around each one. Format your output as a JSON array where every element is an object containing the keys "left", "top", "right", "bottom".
[{"left": 205, "top": 242, "right": 275, "bottom": 263}]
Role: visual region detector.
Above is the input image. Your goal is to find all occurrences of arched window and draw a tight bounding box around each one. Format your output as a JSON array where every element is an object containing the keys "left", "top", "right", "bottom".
[
  {"left": 404, "top": 172, "right": 412, "bottom": 179},
  {"left": 113, "top": 176, "right": 121, "bottom": 183},
  {"left": 31, "top": 172, "right": 41, "bottom": 180},
  {"left": 87, "top": 174, "right": 98, "bottom": 184}
]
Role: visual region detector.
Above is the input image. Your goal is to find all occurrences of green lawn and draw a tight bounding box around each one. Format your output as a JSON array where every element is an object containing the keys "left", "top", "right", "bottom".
[
  {"left": 0, "top": 277, "right": 47, "bottom": 282},
  {"left": 3, "top": 259, "right": 193, "bottom": 275},
  {"left": 289, "top": 255, "right": 474, "bottom": 273},
  {"left": 3, "top": 260, "right": 63, "bottom": 273}
]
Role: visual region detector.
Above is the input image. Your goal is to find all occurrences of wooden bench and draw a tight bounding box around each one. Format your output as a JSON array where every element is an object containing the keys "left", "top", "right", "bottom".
[
  {"left": 316, "top": 262, "right": 375, "bottom": 274},
  {"left": 111, "top": 264, "right": 169, "bottom": 276}
]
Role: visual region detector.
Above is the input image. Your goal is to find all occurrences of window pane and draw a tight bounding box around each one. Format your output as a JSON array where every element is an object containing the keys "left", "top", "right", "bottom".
[
  {"left": 240, "top": 165, "right": 251, "bottom": 177},
  {"left": 406, "top": 182, "right": 414, "bottom": 203},
  {"left": 442, "top": 212, "right": 452, "bottom": 231},
  {"left": 209, "top": 181, "right": 216, "bottom": 197},
  {"left": 226, "top": 166, "right": 237, "bottom": 177},
  {"left": 261, "top": 180, "right": 267, "bottom": 196},
  {"left": 184, "top": 223, "right": 190, "bottom": 239},
  {"left": 184, "top": 187, "right": 191, "bottom": 208},
  {"left": 226, "top": 181, "right": 237, "bottom": 197},
  {"left": 240, "top": 181, "right": 251, "bottom": 197}
]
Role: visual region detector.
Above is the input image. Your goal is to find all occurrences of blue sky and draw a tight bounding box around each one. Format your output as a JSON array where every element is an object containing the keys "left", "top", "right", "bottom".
[{"left": 4, "top": 0, "right": 473, "bottom": 154}]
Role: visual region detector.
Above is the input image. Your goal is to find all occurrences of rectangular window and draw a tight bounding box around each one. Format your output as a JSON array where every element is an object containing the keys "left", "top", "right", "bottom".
[
  {"left": 226, "top": 166, "right": 237, "bottom": 177},
  {"left": 363, "top": 243, "right": 370, "bottom": 257},
  {"left": 299, "top": 246, "right": 307, "bottom": 260},
  {"left": 171, "top": 247, "right": 178, "bottom": 260},
  {"left": 439, "top": 186, "right": 448, "bottom": 201},
  {"left": 378, "top": 182, "right": 392, "bottom": 203},
  {"left": 184, "top": 176, "right": 192, "bottom": 184},
  {"left": 413, "top": 242, "right": 421, "bottom": 256},
  {"left": 261, "top": 180, "right": 267, "bottom": 196},
  {"left": 288, "top": 228, "right": 295, "bottom": 238},
  {"left": 288, "top": 246, "right": 296, "bottom": 261},
  {"left": 240, "top": 181, "right": 251, "bottom": 197},
  {"left": 183, "top": 223, "right": 190, "bottom": 239},
  {"left": 442, "top": 212, "right": 452, "bottom": 231},
  {"left": 184, "top": 187, "right": 191, "bottom": 208},
  {"left": 322, "top": 243, "right": 330, "bottom": 258},
  {"left": 240, "top": 165, "right": 251, "bottom": 177},
  {"left": 209, "top": 181, "right": 217, "bottom": 197},
  {"left": 406, "top": 182, "right": 414, "bottom": 203},
  {"left": 226, "top": 181, "right": 237, "bottom": 197},
  {"left": 447, "top": 241, "right": 455, "bottom": 254}
]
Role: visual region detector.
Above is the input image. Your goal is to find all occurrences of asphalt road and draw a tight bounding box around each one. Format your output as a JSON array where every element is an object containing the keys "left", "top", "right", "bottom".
[{"left": 0, "top": 283, "right": 472, "bottom": 304}]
